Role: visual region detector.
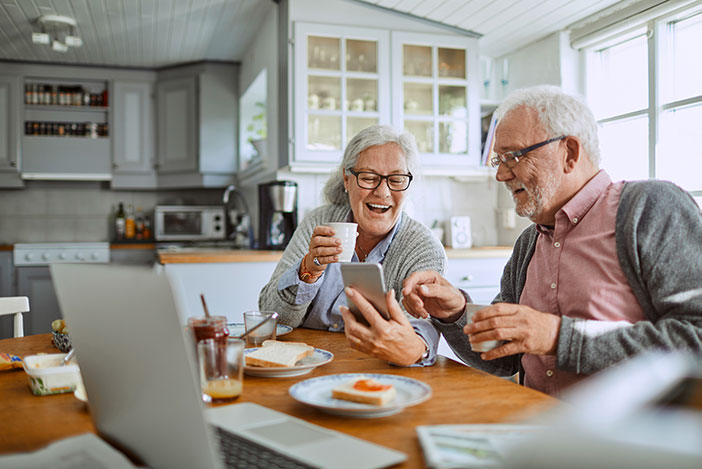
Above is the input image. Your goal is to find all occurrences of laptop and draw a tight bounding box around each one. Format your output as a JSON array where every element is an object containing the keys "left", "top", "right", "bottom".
[{"left": 51, "top": 263, "right": 405, "bottom": 469}]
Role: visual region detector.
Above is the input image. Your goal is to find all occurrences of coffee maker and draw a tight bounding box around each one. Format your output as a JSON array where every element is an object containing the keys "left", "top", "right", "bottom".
[{"left": 258, "top": 181, "right": 298, "bottom": 250}]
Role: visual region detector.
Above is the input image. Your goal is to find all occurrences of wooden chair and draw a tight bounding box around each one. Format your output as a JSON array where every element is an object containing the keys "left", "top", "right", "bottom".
[{"left": 0, "top": 296, "right": 30, "bottom": 338}]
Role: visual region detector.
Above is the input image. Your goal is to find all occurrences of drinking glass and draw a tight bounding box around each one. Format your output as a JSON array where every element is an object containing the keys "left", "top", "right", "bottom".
[
  {"left": 243, "top": 311, "right": 278, "bottom": 347},
  {"left": 198, "top": 338, "right": 244, "bottom": 403}
]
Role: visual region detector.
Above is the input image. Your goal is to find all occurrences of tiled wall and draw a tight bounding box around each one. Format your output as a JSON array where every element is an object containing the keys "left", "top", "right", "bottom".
[
  {"left": 0, "top": 176, "right": 532, "bottom": 247},
  {"left": 0, "top": 181, "right": 224, "bottom": 243}
]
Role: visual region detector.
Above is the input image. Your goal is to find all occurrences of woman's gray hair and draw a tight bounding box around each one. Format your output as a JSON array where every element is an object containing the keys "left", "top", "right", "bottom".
[
  {"left": 494, "top": 85, "right": 601, "bottom": 166},
  {"left": 322, "top": 125, "right": 419, "bottom": 205}
]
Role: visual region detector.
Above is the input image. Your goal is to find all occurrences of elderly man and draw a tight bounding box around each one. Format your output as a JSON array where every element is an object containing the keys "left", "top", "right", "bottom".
[{"left": 350, "top": 85, "right": 702, "bottom": 398}]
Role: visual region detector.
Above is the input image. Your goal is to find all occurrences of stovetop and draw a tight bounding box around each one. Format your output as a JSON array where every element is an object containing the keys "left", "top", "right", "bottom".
[{"left": 14, "top": 242, "right": 111, "bottom": 266}]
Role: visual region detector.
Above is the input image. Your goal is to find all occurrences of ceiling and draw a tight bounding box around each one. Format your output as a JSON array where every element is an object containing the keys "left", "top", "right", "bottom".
[{"left": 0, "top": 0, "right": 627, "bottom": 68}]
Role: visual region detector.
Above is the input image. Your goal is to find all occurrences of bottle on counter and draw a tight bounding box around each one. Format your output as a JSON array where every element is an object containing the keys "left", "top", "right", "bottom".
[
  {"left": 125, "top": 204, "right": 136, "bottom": 240},
  {"left": 115, "top": 203, "right": 126, "bottom": 241},
  {"left": 143, "top": 213, "right": 152, "bottom": 240},
  {"left": 135, "top": 207, "right": 145, "bottom": 240}
]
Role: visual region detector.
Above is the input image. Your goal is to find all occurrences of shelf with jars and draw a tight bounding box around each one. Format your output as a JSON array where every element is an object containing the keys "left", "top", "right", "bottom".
[
  {"left": 21, "top": 78, "right": 112, "bottom": 178},
  {"left": 391, "top": 31, "right": 482, "bottom": 173},
  {"left": 293, "top": 23, "right": 390, "bottom": 165}
]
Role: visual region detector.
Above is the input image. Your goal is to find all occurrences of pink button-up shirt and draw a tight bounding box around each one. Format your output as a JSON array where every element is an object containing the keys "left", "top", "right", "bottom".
[{"left": 520, "top": 171, "right": 645, "bottom": 397}]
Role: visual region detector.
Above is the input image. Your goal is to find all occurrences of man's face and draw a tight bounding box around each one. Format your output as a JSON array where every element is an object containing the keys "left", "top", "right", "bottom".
[{"left": 493, "top": 106, "right": 565, "bottom": 225}]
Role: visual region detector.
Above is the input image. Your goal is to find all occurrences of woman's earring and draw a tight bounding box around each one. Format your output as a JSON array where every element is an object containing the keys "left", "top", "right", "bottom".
[{"left": 344, "top": 187, "right": 348, "bottom": 193}]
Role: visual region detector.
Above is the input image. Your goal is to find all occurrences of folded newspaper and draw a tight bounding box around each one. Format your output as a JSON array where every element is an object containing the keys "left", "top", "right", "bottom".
[{"left": 416, "top": 424, "right": 543, "bottom": 469}]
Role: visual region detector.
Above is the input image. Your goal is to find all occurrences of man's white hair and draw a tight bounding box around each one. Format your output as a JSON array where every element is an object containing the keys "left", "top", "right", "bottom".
[{"left": 494, "top": 85, "right": 601, "bottom": 166}]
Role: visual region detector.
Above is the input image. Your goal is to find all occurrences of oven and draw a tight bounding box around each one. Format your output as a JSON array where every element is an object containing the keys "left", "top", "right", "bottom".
[{"left": 11, "top": 243, "right": 110, "bottom": 337}]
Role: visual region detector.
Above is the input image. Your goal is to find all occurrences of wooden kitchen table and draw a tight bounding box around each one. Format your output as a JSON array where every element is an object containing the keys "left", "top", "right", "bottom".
[{"left": 0, "top": 330, "right": 557, "bottom": 467}]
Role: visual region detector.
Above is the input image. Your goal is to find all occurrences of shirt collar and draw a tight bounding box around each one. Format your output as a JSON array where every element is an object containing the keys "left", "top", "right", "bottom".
[
  {"left": 536, "top": 170, "right": 612, "bottom": 233},
  {"left": 347, "top": 211, "right": 404, "bottom": 263}
]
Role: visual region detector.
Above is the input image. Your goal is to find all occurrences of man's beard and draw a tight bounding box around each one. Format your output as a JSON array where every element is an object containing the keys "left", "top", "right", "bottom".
[{"left": 507, "top": 173, "right": 559, "bottom": 222}]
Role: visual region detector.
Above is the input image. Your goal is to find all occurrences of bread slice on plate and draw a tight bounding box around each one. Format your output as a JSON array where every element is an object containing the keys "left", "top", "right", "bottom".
[
  {"left": 332, "top": 376, "right": 397, "bottom": 406},
  {"left": 245, "top": 340, "right": 314, "bottom": 368}
]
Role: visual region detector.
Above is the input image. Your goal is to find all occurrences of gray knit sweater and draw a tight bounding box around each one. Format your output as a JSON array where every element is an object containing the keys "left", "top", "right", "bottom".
[
  {"left": 434, "top": 180, "right": 702, "bottom": 378},
  {"left": 259, "top": 204, "right": 447, "bottom": 327}
]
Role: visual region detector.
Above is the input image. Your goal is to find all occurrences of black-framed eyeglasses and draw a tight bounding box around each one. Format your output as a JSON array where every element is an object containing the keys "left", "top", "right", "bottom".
[
  {"left": 490, "top": 135, "right": 566, "bottom": 169},
  {"left": 347, "top": 169, "right": 413, "bottom": 191}
]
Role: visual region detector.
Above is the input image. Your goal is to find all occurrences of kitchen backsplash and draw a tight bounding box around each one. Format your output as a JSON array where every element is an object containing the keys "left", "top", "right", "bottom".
[{"left": 0, "top": 176, "right": 528, "bottom": 247}]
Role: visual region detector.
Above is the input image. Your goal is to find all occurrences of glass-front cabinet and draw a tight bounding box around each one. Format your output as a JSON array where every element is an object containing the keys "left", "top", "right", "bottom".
[
  {"left": 294, "top": 23, "right": 390, "bottom": 165},
  {"left": 391, "top": 32, "right": 481, "bottom": 171}
]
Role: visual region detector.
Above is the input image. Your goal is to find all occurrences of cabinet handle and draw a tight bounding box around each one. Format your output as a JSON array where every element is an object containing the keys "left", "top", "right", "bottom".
[
  {"left": 112, "top": 162, "right": 119, "bottom": 169},
  {"left": 10, "top": 161, "right": 16, "bottom": 167},
  {"left": 460, "top": 274, "right": 474, "bottom": 282}
]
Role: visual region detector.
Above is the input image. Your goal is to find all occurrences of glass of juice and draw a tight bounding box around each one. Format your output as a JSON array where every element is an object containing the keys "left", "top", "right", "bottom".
[{"left": 198, "top": 338, "right": 244, "bottom": 404}]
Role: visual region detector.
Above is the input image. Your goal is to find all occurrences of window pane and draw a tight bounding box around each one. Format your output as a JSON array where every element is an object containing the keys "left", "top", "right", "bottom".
[
  {"left": 308, "top": 115, "right": 340, "bottom": 150},
  {"left": 667, "top": 13, "right": 702, "bottom": 102},
  {"left": 346, "top": 78, "right": 377, "bottom": 112},
  {"left": 438, "top": 48, "right": 465, "bottom": 78},
  {"left": 308, "top": 36, "right": 340, "bottom": 71},
  {"left": 438, "top": 85, "right": 466, "bottom": 117},
  {"left": 403, "top": 45, "right": 432, "bottom": 77},
  {"left": 587, "top": 34, "right": 648, "bottom": 119},
  {"left": 308, "top": 76, "right": 340, "bottom": 111},
  {"left": 346, "top": 39, "right": 377, "bottom": 73},
  {"left": 658, "top": 103, "right": 702, "bottom": 192},
  {"left": 347, "top": 117, "right": 377, "bottom": 146},
  {"left": 405, "top": 121, "right": 433, "bottom": 153},
  {"left": 439, "top": 121, "right": 467, "bottom": 154},
  {"left": 404, "top": 83, "right": 432, "bottom": 115},
  {"left": 598, "top": 116, "right": 649, "bottom": 182}
]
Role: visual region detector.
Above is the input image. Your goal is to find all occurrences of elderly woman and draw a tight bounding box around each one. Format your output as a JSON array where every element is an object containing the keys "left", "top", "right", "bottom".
[{"left": 259, "top": 125, "right": 446, "bottom": 365}]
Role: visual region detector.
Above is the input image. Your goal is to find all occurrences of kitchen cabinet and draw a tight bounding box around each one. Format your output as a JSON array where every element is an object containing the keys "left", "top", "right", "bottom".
[
  {"left": 0, "top": 75, "right": 22, "bottom": 187},
  {"left": 445, "top": 255, "right": 509, "bottom": 304},
  {"left": 15, "top": 266, "right": 59, "bottom": 337},
  {"left": 0, "top": 251, "right": 14, "bottom": 339},
  {"left": 292, "top": 23, "right": 390, "bottom": 167},
  {"left": 156, "top": 63, "right": 238, "bottom": 188},
  {"left": 110, "top": 247, "right": 156, "bottom": 266},
  {"left": 391, "top": 31, "right": 482, "bottom": 173},
  {"left": 111, "top": 80, "right": 157, "bottom": 188},
  {"left": 21, "top": 78, "right": 111, "bottom": 180}
]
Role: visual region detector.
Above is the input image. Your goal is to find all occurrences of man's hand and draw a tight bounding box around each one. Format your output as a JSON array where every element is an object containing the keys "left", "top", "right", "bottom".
[
  {"left": 464, "top": 303, "right": 561, "bottom": 360},
  {"left": 340, "top": 287, "right": 427, "bottom": 366},
  {"left": 401, "top": 270, "right": 466, "bottom": 322}
]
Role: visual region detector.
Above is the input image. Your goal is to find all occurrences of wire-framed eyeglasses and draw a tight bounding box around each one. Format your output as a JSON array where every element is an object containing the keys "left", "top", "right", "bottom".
[
  {"left": 347, "top": 169, "right": 413, "bottom": 191},
  {"left": 490, "top": 135, "right": 566, "bottom": 169}
]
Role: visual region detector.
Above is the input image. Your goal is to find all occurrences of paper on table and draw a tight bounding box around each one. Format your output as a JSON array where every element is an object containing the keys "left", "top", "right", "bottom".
[{"left": 0, "top": 433, "right": 137, "bottom": 469}]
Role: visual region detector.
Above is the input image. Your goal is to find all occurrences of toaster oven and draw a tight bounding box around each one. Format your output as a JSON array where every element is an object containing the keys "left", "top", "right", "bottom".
[{"left": 154, "top": 206, "right": 225, "bottom": 241}]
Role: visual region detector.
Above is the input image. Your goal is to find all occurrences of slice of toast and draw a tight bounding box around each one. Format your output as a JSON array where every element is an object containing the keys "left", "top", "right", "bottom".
[
  {"left": 331, "top": 377, "right": 396, "bottom": 406},
  {"left": 245, "top": 340, "right": 314, "bottom": 368}
]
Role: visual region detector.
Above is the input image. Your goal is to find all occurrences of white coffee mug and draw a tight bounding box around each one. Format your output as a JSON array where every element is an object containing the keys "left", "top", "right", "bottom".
[
  {"left": 465, "top": 304, "right": 504, "bottom": 352},
  {"left": 325, "top": 222, "right": 357, "bottom": 262}
]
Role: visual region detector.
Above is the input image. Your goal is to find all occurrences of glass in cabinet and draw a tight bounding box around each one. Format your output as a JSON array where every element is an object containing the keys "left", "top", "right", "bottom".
[
  {"left": 392, "top": 32, "right": 480, "bottom": 171},
  {"left": 294, "top": 23, "right": 389, "bottom": 164}
]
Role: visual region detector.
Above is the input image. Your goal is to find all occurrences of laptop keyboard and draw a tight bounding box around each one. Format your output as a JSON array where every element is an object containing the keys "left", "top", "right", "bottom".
[{"left": 214, "top": 426, "right": 316, "bottom": 469}]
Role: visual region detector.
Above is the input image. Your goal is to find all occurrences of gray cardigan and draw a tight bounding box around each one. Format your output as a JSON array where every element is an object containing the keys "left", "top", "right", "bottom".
[
  {"left": 259, "top": 203, "right": 447, "bottom": 327},
  {"left": 434, "top": 180, "right": 702, "bottom": 378}
]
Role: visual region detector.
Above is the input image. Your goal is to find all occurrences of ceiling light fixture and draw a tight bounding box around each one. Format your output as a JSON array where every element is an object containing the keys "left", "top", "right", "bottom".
[{"left": 32, "top": 15, "right": 82, "bottom": 53}]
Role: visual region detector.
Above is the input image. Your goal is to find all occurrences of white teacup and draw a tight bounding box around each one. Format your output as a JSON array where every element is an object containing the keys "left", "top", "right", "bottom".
[
  {"left": 325, "top": 222, "right": 357, "bottom": 262},
  {"left": 465, "top": 304, "right": 504, "bottom": 352}
]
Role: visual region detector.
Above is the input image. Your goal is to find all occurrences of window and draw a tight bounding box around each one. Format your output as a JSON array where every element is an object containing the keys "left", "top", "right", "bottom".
[{"left": 584, "top": 8, "right": 702, "bottom": 197}]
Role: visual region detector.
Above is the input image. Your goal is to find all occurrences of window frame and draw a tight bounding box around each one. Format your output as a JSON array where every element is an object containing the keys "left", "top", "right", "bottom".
[{"left": 583, "top": 6, "right": 702, "bottom": 198}]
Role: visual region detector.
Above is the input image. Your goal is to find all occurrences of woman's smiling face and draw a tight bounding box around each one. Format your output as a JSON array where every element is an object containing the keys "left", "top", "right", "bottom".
[{"left": 343, "top": 142, "right": 410, "bottom": 241}]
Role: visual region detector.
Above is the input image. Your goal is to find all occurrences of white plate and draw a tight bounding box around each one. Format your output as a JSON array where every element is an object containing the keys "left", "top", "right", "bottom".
[
  {"left": 243, "top": 347, "right": 334, "bottom": 377},
  {"left": 289, "top": 373, "right": 432, "bottom": 418},
  {"left": 227, "top": 323, "right": 293, "bottom": 338}
]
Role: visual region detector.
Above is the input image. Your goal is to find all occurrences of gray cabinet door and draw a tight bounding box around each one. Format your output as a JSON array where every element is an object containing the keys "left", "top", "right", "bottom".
[
  {"left": 113, "top": 81, "right": 155, "bottom": 174},
  {"left": 0, "top": 75, "right": 19, "bottom": 173},
  {"left": 157, "top": 77, "right": 198, "bottom": 173},
  {"left": 16, "top": 266, "right": 60, "bottom": 336},
  {"left": 0, "top": 251, "right": 14, "bottom": 339},
  {"left": 110, "top": 248, "right": 156, "bottom": 266}
]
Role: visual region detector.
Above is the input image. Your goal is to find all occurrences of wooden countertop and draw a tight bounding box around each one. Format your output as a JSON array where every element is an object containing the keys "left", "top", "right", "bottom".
[{"left": 158, "top": 246, "right": 513, "bottom": 264}]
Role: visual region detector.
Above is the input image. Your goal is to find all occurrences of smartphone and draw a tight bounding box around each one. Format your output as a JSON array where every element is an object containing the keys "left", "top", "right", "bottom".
[{"left": 340, "top": 262, "right": 390, "bottom": 324}]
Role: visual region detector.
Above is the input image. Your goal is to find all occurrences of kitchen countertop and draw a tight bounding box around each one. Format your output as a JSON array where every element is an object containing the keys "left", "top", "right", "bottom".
[{"left": 157, "top": 246, "right": 513, "bottom": 264}]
